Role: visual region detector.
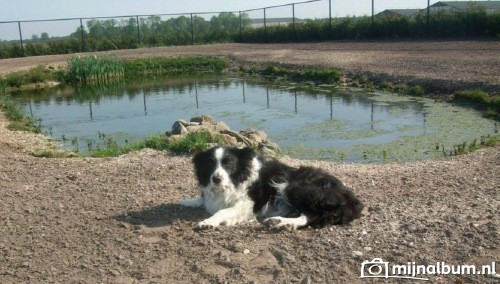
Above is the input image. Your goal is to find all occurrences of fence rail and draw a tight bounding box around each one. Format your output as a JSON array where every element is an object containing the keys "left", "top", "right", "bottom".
[{"left": 1, "top": 0, "right": 496, "bottom": 58}]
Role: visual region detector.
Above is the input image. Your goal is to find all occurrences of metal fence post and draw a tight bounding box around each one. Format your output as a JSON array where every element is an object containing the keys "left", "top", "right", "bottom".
[
  {"left": 17, "top": 21, "right": 24, "bottom": 56},
  {"left": 190, "top": 13, "right": 194, "bottom": 45},
  {"left": 329, "top": 0, "right": 332, "bottom": 33},
  {"left": 371, "top": 0, "right": 375, "bottom": 29},
  {"left": 239, "top": 11, "right": 242, "bottom": 37},
  {"left": 136, "top": 16, "right": 141, "bottom": 44},
  {"left": 427, "top": 0, "right": 431, "bottom": 36},
  {"left": 292, "top": 4, "right": 296, "bottom": 40},
  {"left": 263, "top": 8, "right": 267, "bottom": 42},
  {"left": 79, "top": 18, "right": 85, "bottom": 52}
]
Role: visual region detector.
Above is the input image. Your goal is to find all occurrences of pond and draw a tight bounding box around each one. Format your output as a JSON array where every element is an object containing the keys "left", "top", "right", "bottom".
[{"left": 18, "top": 75, "right": 497, "bottom": 163}]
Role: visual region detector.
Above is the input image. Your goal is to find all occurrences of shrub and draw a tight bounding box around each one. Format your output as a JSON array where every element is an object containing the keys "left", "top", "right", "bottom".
[
  {"left": 454, "top": 90, "right": 490, "bottom": 104},
  {"left": 407, "top": 85, "right": 425, "bottom": 97},
  {"left": 5, "top": 72, "right": 25, "bottom": 88},
  {"left": 393, "top": 83, "right": 408, "bottom": 95}
]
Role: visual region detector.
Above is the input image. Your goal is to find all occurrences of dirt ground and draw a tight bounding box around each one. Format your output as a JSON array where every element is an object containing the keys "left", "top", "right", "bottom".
[
  {"left": 0, "top": 41, "right": 499, "bottom": 283},
  {"left": 0, "top": 40, "right": 499, "bottom": 92}
]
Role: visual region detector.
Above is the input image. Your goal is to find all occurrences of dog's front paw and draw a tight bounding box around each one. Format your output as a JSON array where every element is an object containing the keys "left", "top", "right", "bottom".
[
  {"left": 197, "top": 219, "right": 220, "bottom": 230},
  {"left": 263, "top": 217, "right": 297, "bottom": 231}
]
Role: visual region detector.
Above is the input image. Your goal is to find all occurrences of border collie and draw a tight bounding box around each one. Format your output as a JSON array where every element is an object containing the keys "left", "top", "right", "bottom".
[{"left": 180, "top": 146, "right": 363, "bottom": 230}]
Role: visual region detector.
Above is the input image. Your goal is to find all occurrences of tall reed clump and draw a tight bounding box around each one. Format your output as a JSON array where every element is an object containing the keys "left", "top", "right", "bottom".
[{"left": 67, "top": 55, "right": 125, "bottom": 83}]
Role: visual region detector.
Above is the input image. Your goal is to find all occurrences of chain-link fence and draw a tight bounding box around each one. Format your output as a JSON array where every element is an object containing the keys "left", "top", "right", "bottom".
[{"left": 1, "top": 0, "right": 498, "bottom": 58}]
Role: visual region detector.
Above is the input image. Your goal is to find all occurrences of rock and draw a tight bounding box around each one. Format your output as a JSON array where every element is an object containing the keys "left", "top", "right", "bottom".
[
  {"left": 260, "top": 147, "right": 277, "bottom": 157},
  {"left": 171, "top": 121, "right": 188, "bottom": 135},
  {"left": 221, "top": 130, "right": 254, "bottom": 147},
  {"left": 185, "top": 125, "right": 208, "bottom": 134},
  {"left": 221, "top": 134, "right": 238, "bottom": 146},
  {"left": 190, "top": 115, "right": 215, "bottom": 125},
  {"left": 352, "top": 251, "right": 363, "bottom": 258},
  {"left": 301, "top": 275, "right": 312, "bottom": 284},
  {"left": 166, "top": 115, "right": 280, "bottom": 156},
  {"left": 261, "top": 142, "right": 280, "bottom": 151},
  {"left": 243, "top": 249, "right": 250, "bottom": 254},
  {"left": 247, "top": 133, "right": 264, "bottom": 144},
  {"left": 109, "top": 269, "right": 121, "bottom": 276},
  {"left": 213, "top": 121, "right": 230, "bottom": 132}
]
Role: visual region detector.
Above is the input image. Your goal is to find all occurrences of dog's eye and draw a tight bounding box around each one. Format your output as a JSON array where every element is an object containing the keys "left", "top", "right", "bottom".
[
  {"left": 222, "top": 158, "right": 233, "bottom": 166},
  {"left": 206, "top": 157, "right": 215, "bottom": 166}
]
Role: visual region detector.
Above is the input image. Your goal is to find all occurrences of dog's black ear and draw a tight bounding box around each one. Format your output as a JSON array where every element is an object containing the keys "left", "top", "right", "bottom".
[
  {"left": 236, "top": 147, "right": 257, "bottom": 159},
  {"left": 192, "top": 148, "right": 214, "bottom": 187}
]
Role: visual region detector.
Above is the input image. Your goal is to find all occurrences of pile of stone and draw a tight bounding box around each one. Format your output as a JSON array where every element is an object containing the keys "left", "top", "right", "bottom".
[{"left": 166, "top": 115, "right": 280, "bottom": 156}]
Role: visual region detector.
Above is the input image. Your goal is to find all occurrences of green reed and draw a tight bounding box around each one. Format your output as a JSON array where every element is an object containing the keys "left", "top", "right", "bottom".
[{"left": 67, "top": 55, "right": 125, "bottom": 83}]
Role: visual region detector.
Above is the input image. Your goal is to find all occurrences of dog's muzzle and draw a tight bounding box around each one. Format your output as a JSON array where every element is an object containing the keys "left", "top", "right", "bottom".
[{"left": 212, "top": 174, "right": 222, "bottom": 185}]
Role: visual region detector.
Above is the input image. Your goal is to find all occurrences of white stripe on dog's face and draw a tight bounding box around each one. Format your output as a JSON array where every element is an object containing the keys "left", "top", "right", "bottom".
[{"left": 212, "top": 147, "right": 231, "bottom": 189}]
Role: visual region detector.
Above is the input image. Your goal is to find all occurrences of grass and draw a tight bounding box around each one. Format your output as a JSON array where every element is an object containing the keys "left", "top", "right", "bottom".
[
  {"left": 123, "top": 56, "right": 229, "bottom": 76},
  {"left": 166, "top": 131, "right": 225, "bottom": 154},
  {"left": 258, "top": 65, "right": 341, "bottom": 84},
  {"left": 87, "top": 131, "right": 225, "bottom": 157},
  {"left": 0, "top": 78, "right": 42, "bottom": 133},
  {"left": 4, "top": 65, "right": 60, "bottom": 88},
  {"left": 454, "top": 90, "right": 499, "bottom": 119},
  {"left": 4, "top": 56, "right": 228, "bottom": 87},
  {"left": 443, "top": 135, "right": 498, "bottom": 157},
  {"left": 89, "top": 135, "right": 167, "bottom": 157},
  {"left": 67, "top": 55, "right": 125, "bottom": 83}
]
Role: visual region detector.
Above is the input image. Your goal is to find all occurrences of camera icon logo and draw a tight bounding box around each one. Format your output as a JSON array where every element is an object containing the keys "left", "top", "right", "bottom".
[{"left": 360, "top": 258, "right": 390, "bottom": 278}]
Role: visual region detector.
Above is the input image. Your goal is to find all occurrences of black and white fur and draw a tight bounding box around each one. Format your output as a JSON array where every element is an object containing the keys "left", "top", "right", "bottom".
[{"left": 180, "top": 146, "right": 363, "bottom": 230}]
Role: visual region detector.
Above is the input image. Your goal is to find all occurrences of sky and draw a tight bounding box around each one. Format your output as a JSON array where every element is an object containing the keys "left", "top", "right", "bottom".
[{"left": 0, "top": 0, "right": 442, "bottom": 40}]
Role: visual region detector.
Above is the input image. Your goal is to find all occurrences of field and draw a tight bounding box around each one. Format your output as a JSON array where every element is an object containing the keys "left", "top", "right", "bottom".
[{"left": 0, "top": 41, "right": 499, "bottom": 283}]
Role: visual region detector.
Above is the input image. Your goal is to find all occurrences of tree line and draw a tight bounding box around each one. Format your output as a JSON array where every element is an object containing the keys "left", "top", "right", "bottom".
[{"left": 0, "top": 7, "right": 499, "bottom": 59}]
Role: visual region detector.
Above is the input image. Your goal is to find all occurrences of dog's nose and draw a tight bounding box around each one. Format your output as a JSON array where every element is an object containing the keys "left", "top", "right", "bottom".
[{"left": 212, "top": 176, "right": 222, "bottom": 185}]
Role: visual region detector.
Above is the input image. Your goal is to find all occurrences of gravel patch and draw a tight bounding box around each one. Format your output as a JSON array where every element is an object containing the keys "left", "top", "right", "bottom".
[{"left": 0, "top": 41, "right": 498, "bottom": 283}]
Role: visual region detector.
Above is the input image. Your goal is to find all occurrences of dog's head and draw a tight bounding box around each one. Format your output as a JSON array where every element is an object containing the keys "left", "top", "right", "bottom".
[{"left": 193, "top": 146, "right": 260, "bottom": 190}]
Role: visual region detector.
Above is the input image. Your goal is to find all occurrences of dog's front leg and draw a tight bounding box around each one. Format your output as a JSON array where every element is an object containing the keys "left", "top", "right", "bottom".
[
  {"left": 198, "top": 201, "right": 255, "bottom": 229},
  {"left": 179, "top": 197, "right": 204, "bottom": 207}
]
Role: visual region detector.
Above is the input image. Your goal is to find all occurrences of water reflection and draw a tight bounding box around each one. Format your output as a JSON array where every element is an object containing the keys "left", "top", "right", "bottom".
[{"left": 17, "top": 75, "right": 494, "bottom": 162}]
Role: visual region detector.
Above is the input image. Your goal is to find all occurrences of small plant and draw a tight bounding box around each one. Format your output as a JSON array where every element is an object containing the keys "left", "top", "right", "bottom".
[
  {"left": 379, "top": 80, "right": 390, "bottom": 90},
  {"left": 454, "top": 89, "right": 490, "bottom": 104},
  {"left": 407, "top": 85, "right": 425, "bottom": 97},
  {"left": 393, "top": 83, "right": 408, "bottom": 95},
  {"left": 5, "top": 72, "right": 25, "bottom": 88},
  {"left": 442, "top": 135, "right": 498, "bottom": 157},
  {"left": 361, "top": 76, "right": 374, "bottom": 91}
]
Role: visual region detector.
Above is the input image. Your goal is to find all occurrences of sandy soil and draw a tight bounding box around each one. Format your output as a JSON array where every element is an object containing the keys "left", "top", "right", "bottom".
[
  {"left": 0, "top": 40, "right": 499, "bottom": 93},
  {"left": 0, "top": 41, "right": 499, "bottom": 283}
]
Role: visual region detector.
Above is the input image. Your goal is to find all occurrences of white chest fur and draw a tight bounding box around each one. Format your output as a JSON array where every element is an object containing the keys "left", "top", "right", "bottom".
[{"left": 202, "top": 184, "right": 252, "bottom": 215}]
